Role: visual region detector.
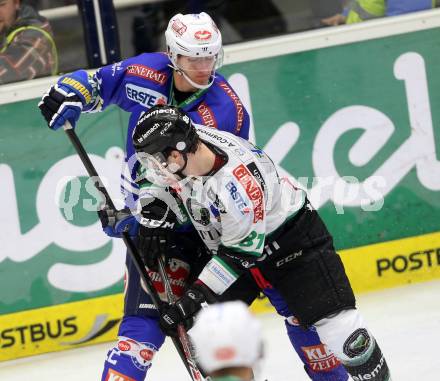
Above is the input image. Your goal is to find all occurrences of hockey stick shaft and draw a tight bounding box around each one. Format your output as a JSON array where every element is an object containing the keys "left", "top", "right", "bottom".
[
  {"left": 156, "top": 256, "right": 204, "bottom": 381},
  {"left": 63, "top": 123, "right": 200, "bottom": 380}
]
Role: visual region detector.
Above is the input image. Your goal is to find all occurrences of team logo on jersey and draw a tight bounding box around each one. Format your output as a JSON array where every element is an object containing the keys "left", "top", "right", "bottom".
[
  {"left": 186, "top": 198, "right": 211, "bottom": 226},
  {"left": 194, "top": 30, "right": 212, "bottom": 40},
  {"left": 301, "top": 344, "right": 341, "bottom": 372},
  {"left": 197, "top": 102, "right": 217, "bottom": 128},
  {"left": 126, "top": 65, "right": 168, "bottom": 85},
  {"left": 172, "top": 18, "right": 187, "bottom": 35},
  {"left": 232, "top": 164, "right": 264, "bottom": 222},
  {"left": 126, "top": 84, "right": 167, "bottom": 108}
]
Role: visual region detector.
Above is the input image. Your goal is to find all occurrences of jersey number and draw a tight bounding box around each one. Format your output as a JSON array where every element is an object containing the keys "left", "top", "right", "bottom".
[{"left": 239, "top": 230, "right": 265, "bottom": 249}]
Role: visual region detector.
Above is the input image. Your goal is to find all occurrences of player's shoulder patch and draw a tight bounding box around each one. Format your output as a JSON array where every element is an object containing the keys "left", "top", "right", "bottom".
[{"left": 125, "top": 53, "right": 171, "bottom": 85}]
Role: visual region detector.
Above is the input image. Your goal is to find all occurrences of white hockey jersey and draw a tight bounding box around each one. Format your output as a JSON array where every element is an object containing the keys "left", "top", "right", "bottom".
[{"left": 137, "top": 125, "right": 306, "bottom": 294}]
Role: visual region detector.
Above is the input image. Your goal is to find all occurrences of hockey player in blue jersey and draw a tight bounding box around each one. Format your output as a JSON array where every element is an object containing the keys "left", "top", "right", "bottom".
[{"left": 39, "top": 12, "right": 350, "bottom": 381}]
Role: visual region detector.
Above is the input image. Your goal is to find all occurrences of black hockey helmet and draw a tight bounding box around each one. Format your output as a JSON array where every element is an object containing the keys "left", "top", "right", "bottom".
[{"left": 132, "top": 104, "right": 198, "bottom": 158}]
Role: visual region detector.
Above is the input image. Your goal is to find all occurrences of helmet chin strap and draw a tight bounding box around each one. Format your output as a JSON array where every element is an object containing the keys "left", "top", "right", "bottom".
[
  {"left": 169, "top": 61, "right": 215, "bottom": 90},
  {"left": 180, "top": 69, "right": 215, "bottom": 90}
]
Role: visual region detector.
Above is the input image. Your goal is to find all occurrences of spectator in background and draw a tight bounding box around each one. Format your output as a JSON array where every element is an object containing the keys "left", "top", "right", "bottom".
[
  {"left": 322, "top": 0, "right": 436, "bottom": 26},
  {"left": 0, "top": 0, "right": 57, "bottom": 84},
  {"left": 132, "top": 0, "right": 287, "bottom": 54},
  {"left": 310, "top": 0, "right": 345, "bottom": 28},
  {"left": 190, "top": 301, "right": 264, "bottom": 381}
]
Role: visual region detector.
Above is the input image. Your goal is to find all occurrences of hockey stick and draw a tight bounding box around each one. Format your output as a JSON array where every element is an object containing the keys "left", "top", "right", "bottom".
[
  {"left": 63, "top": 122, "right": 204, "bottom": 381},
  {"left": 156, "top": 256, "right": 204, "bottom": 381}
]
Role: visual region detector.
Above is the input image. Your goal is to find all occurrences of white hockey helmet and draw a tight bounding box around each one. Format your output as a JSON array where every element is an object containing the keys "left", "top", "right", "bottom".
[
  {"left": 189, "top": 301, "right": 263, "bottom": 374},
  {"left": 165, "top": 12, "right": 223, "bottom": 89}
]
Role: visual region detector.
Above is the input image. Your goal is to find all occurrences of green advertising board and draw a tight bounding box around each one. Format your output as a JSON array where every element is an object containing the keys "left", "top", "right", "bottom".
[
  {"left": 1, "top": 105, "right": 129, "bottom": 315},
  {"left": 221, "top": 28, "right": 440, "bottom": 250},
  {"left": 0, "top": 24, "right": 439, "bottom": 360}
]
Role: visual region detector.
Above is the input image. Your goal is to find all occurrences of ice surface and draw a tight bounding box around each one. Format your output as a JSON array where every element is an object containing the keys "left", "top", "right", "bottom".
[{"left": 1, "top": 280, "right": 439, "bottom": 380}]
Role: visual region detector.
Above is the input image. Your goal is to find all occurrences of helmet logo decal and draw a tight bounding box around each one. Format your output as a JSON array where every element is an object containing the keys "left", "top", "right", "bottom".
[
  {"left": 136, "top": 122, "right": 161, "bottom": 143},
  {"left": 172, "top": 19, "right": 187, "bottom": 36},
  {"left": 176, "top": 141, "right": 186, "bottom": 151},
  {"left": 159, "top": 121, "right": 173, "bottom": 135},
  {"left": 215, "top": 347, "right": 236, "bottom": 361},
  {"left": 194, "top": 30, "right": 212, "bottom": 41}
]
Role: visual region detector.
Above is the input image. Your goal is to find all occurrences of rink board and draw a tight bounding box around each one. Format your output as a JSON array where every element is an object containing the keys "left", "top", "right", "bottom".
[
  {"left": 0, "top": 294, "right": 124, "bottom": 362},
  {"left": 1, "top": 11, "right": 440, "bottom": 362},
  {"left": 1, "top": 230, "right": 439, "bottom": 362}
]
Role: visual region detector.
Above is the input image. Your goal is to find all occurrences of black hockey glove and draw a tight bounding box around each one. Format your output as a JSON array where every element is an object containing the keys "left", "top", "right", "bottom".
[
  {"left": 97, "top": 205, "right": 139, "bottom": 238},
  {"left": 159, "top": 282, "right": 216, "bottom": 337},
  {"left": 138, "top": 198, "right": 177, "bottom": 270}
]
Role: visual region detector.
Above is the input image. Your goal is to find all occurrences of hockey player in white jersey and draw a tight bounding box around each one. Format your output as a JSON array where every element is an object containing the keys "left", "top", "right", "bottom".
[{"left": 131, "top": 104, "right": 392, "bottom": 381}]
